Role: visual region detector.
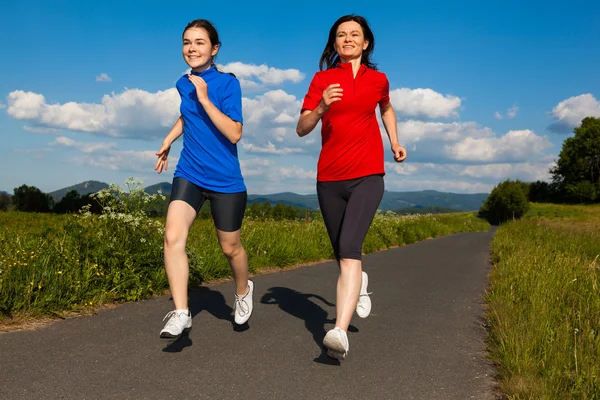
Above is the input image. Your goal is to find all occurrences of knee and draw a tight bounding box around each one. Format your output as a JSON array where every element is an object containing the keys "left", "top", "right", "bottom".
[
  {"left": 164, "top": 226, "right": 186, "bottom": 250},
  {"left": 221, "top": 241, "right": 243, "bottom": 260}
]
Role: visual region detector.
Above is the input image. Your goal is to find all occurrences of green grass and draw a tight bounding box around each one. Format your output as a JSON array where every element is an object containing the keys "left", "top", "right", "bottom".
[
  {"left": 486, "top": 203, "right": 600, "bottom": 399},
  {"left": 0, "top": 210, "right": 489, "bottom": 320}
]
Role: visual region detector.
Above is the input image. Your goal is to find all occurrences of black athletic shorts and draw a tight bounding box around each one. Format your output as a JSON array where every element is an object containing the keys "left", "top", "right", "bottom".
[
  {"left": 317, "top": 174, "right": 384, "bottom": 260},
  {"left": 169, "top": 177, "right": 247, "bottom": 232}
]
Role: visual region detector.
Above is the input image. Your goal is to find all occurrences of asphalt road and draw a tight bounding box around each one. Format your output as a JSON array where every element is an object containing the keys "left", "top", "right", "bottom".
[{"left": 0, "top": 230, "right": 497, "bottom": 400}]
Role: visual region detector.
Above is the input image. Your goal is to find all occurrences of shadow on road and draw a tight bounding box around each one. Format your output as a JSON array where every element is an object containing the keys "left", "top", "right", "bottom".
[
  {"left": 260, "top": 286, "right": 357, "bottom": 363},
  {"left": 162, "top": 286, "right": 240, "bottom": 352}
]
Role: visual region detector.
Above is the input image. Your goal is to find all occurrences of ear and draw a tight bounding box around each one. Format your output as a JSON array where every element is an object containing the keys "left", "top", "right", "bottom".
[
  {"left": 212, "top": 44, "right": 220, "bottom": 57},
  {"left": 363, "top": 40, "right": 369, "bottom": 51}
]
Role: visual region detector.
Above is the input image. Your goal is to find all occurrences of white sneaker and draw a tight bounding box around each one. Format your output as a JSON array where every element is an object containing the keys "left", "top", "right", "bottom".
[
  {"left": 356, "top": 271, "right": 372, "bottom": 318},
  {"left": 323, "top": 327, "right": 349, "bottom": 360},
  {"left": 160, "top": 309, "right": 192, "bottom": 338},
  {"left": 234, "top": 280, "right": 254, "bottom": 325}
]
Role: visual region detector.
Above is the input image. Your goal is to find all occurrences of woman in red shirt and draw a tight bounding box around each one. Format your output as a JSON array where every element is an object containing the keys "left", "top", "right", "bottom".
[{"left": 297, "top": 14, "right": 407, "bottom": 361}]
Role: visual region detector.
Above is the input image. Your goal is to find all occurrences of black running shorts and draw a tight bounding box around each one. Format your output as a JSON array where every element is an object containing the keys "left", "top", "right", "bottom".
[{"left": 169, "top": 177, "right": 247, "bottom": 232}]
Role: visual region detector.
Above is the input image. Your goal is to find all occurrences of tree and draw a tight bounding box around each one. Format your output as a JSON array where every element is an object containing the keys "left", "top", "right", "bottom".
[
  {"left": 479, "top": 179, "right": 529, "bottom": 225},
  {"left": 12, "top": 185, "right": 54, "bottom": 213},
  {"left": 551, "top": 117, "right": 600, "bottom": 202},
  {"left": 53, "top": 190, "right": 81, "bottom": 214},
  {"left": 0, "top": 192, "right": 10, "bottom": 211}
]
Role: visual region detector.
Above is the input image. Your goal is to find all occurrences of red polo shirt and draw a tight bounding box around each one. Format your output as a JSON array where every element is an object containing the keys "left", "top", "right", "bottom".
[{"left": 301, "top": 62, "right": 390, "bottom": 182}]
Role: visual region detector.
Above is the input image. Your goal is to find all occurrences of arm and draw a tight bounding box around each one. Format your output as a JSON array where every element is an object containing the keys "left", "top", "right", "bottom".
[
  {"left": 162, "top": 116, "right": 184, "bottom": 146},
  {"left": 155, "top": 116, "right": 183, "bottom": 174},
  {"left": 198, "top": 98, "right": 243, "bottom": 144},
  {"left": 296, "top": 103, "right": 328, "bottom": 137},
  {"left": 380, "top": 103, "right": 407, "bottom": 162},
  {"left": 296, "top": 73, "right": 342, "bottom": 137},
  {"left": 188, "top": 74, "right": 243, "bottom": 144}
]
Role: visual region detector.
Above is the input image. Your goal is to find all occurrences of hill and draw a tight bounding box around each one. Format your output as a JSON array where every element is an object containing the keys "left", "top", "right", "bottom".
[
  {"left": 145, "top": 182, "right": 173, "bottom": 195},
  {"left": 49, "top": 181, "right": 109, "bottom": 202},
  {"left": 48, "top": 181, "right": 488, "bottom": 211}
]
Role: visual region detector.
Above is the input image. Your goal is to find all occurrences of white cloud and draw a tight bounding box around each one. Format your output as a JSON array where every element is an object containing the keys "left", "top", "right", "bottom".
[
  {"left": 396, "top": 120, "right": 494, "bottom": 145},
  {"left": 384, "top": 177, "right": 492, "bottom": 193},
  {"left": 242, "top": 141, "right": 303, "bottom": 155},
  {"left": 23, "top": 125, "right": 62, "bottom": 134},
  {"left": 52, "top": 136, "right": 118, "bottom": 153},
  {"left": 445, "top": 129, "right": 553, "bottom": 163},
  {"left": 7, "top": 89, "right": 180, "bottom": 139},
  {"left": 0, "top": 102, "right": 6, "bottom": 109},
  {"left": 390, "top": 88, "right": 461, "bottom": 119},
  {"left": 494, "top": 104, "right": 518, "bottom": 120},
  {"left": 219, "top": 62, "right": 304, "bottom": 90},
  {"left": 96, "top": 73, "right": 112, "bottom": 82},
  {"left": 459, "top": 162, "right": 553, "bottom": 182},
  {"left": 549, "top": 93, "right": 600, "bottom": 133}
]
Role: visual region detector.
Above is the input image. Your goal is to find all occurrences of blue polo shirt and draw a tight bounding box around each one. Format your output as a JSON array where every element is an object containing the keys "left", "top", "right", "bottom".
[{"left": 174, "top": 66, "right": 246, "bottom": 193}]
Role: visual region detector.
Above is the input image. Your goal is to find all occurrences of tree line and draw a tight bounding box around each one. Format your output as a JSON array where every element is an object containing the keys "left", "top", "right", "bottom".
[
  {"left": 0, "top": 186, "right": 315, "bottom": 221},
  {"left": 479, "top": 116, "right": 600, "bottom": 224}
]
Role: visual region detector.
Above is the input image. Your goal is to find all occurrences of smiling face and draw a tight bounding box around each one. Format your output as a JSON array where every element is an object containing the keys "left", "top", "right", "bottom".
[
  {"left": 182, "top": 27, "right": 219, "bottom": 72},
  {"left": 334, "top": 21, "right": 369, "bottom": 62}
]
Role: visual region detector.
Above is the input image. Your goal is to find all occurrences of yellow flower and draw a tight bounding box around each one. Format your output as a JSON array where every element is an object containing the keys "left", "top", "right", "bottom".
[
  {"left": 38, "top": 284, "right": 42, "bottom": 290},
  {"left": 57, "top": 271, "right": 62, "bottom": 275},
  {"left": 29, "top": 282, "right": 33, "bottom": 286}
]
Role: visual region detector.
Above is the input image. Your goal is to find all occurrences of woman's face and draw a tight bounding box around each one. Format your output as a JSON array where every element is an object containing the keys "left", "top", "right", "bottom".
[
  {"left": 334, "top": 21, "right": 369, "bottom": 62},
  {"left": 182, "top": 27, "right": 218, "bottom": 71}
]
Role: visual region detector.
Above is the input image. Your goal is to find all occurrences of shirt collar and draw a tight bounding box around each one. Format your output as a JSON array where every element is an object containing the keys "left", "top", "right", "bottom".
[
  {"left": 337, "top": 62, "right": 367, "bottom": 75},
  {"left": 190, "top": 65, "right": 217, "bottom": 77}
]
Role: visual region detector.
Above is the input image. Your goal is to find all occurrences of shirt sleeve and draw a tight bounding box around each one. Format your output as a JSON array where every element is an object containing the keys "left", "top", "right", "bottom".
[
  {"left": 379, "top": 74, "right": 390, "bottom": 109},
  {"left": 301, "top": 72, "right": 324, "bottom": 113},
  {"left": 221, "top": 76, "right": 243, "bottom": 124}
]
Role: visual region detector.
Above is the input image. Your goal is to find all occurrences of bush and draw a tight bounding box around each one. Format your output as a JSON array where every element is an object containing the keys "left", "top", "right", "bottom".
[{"left": 479, "top": 180, "right": 530, "bottom": 225}]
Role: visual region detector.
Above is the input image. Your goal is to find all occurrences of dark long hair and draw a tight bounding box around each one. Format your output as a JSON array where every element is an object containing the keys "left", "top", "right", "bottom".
[
  {"left": 319, "top": 15, "right": 377, "bottom": 71},
  {"left": 183, "top": 19, "right": 234, "bottom": 76}
]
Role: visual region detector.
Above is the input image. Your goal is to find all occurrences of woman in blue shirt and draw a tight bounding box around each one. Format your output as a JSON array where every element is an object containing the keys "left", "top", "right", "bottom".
[{"left": 155, "top": 19, "right": 253, "bottom": 338}]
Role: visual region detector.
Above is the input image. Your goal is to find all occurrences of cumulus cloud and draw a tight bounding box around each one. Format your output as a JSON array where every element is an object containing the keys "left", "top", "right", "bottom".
[
  {"left": 52, "top": 136, "right": 118, "bottom": 153},
  {"left": 50, "top": 136, "right": 172, "bottom": 173},
  {"left": 6, "top": 89, "right": 180, "bottom": 139},
  {"left": 390, "top": 88, "right": 461, "bottom": 119},
  {"left": 23, "top": 125, "right": 62, "bottom": 134},
  {"left": 494, "top": 104, "right": 518, "bottom": 120},
  {"left": 549, "top": 93, "right": 600, "bottom": 133},
  {"left": 96, "top": 73, "right": 112, "bottom": 82},
  {"left": 241, "top": 141, "right": 303, "bottom": 155},
  {"left": 460, "top": 162, "right": 553, "bottom": 182},
  {"left": 219, "top": 62, "right": 305, "bottom": 91},
  {"left": 445, "top": 129, "right": 553, "bottom": 163}
]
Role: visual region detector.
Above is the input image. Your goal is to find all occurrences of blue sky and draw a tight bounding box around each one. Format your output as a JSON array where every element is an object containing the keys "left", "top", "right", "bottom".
[{"left": 2, "top": 0, "right": 599, "bottom": 195}]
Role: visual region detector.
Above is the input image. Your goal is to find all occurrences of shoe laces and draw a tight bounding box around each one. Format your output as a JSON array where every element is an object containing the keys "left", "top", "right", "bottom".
[
  {"left": 359, "top": 291, "right": 373, "bottom": 298},
  {"left": 234, "top": 292, "right": 249, "bottom": 317},
  {"left": 162, "top": 310, "right": 184, "bottom": 326}
]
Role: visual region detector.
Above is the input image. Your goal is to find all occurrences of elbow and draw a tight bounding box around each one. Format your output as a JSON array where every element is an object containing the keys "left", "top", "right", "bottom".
[{"left": 296, "top": 125, "right": 308, "bottom": 137}]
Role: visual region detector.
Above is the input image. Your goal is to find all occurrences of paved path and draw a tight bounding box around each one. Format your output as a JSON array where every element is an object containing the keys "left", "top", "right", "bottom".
[{"left": 0, "top": 230, "right": 497, "bottom": 400}]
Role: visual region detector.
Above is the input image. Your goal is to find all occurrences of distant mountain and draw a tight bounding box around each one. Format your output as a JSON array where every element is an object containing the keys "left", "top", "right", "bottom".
[
  {"left": 49, "top": 181, "right": 488, "bottom": 211},
  {"left": 248, "top": 192, "right": 320, "bottom": 209},
  {"left": 145, "top": 182, "right": 172, "bottom": 195},
  {"left": 49, "top": 181, "right": 109, "bottom": 202},
  {"left": 247, "top": 190, "right": 488, "bottom": 212}
]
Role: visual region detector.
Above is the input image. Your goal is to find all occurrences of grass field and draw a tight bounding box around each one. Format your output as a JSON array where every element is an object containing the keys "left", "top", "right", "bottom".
[
  {"left": 0, "top": 209, "right": 489, "bottom": 321},
  {"left": 486, "top": 203, "right": 600, "bottom": 399}
]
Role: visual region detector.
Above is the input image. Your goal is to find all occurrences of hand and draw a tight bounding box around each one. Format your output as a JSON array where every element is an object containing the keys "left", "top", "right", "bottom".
[
  {"left": 188, "top": 74, "right": 208, "bottom": 104},
  {"left": 392, "top": 144, "right": 407, "bottom": 163},
  {"left": 154, "top": 142, "right": 171, "bottom": 174},
  {"left": 320, "top": 83, "right": 343, "bottom": 110}
]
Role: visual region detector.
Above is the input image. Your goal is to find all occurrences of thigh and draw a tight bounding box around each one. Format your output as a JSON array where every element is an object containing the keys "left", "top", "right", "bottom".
[
  {"left": 169, "top": 177, "right": 206, "bottom": 214},
  {"left": 165, "top": 200, "right": 198, "bottom": 244},
  {"left": 317, "top": 181, "right": 348, "bottom": 254},
  {"left": 339, "top": 175, "right": 385, "bottom": 257},
  {"left": 208, "top": 190, "right": 247, "bottom": 232}
]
